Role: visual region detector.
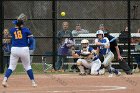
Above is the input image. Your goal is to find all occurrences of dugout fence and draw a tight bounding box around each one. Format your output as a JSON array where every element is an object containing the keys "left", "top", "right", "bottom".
[{"left": 0, "top": 0, "right": 140, "bottom": 73}]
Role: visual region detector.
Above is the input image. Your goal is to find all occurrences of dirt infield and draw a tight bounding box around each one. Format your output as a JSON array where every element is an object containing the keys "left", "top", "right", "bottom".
[{"left": 0, "top": 73, "right": 140, "bottom": 93}]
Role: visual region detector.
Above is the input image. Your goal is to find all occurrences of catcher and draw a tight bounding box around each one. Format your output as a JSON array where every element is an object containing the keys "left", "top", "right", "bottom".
[{"left": 71, "top": 39, "right": 105, "bottom": 75}]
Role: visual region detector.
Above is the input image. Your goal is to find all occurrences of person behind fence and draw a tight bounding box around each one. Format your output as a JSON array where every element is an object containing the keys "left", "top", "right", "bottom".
[
  {"left": 72, "top": 24, "right": 89, "bottom": 37},
  {"left": 2, "top": 19, "right": 37, "bottom": 87},
  {"left": 55, "top": 21, "right": 74, "bottom": 72},
  {"left": 119, "top": 26, "right": 130, "bottom": 44},
  {"left": 2, "top": 29, "right": 11, "bottom": 71},
  {"left": 98, "top": 24, "right": 106, "bottom": 31},
  {"left": 95, "top": 30, "right": 121, "bottom": 77},
  {"left": 71, "top": 39, "right": 105, "bottom": 75},
  {"left": 104, "top": 30, "right": 133, "bottom": 75}
]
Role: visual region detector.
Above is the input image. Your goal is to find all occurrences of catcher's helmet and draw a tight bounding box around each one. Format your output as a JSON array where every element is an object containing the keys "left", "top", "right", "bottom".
[
  {"left": 81, "top": 39, "right": 89, "bottom": 44},
  {"left": 96, "top": 30, "right": 104, "bottom": 37}
]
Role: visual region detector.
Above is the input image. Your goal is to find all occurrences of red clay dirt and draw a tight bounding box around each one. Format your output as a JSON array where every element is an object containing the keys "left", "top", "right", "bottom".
[{"left": 0, "top": 73, "right": 140, "bottom": 93}]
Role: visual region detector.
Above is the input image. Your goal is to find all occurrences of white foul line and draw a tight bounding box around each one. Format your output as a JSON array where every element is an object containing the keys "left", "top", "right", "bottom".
[
  {"left": 46, "top": 86, "right": 127, "bottom": 93},
  {"left": 1, "top": 85, "right": 126, "bottom": 93}
]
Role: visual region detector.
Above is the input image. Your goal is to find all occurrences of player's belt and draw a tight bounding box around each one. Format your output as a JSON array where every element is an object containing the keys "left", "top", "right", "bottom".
[{"left": 103, "top": 50, "right": 111, "bottom": 56}]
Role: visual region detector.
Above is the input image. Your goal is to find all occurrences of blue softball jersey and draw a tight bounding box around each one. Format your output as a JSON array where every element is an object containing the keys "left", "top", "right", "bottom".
[{"left": 10, "top": 27, "right": 32, "bottom": 47}]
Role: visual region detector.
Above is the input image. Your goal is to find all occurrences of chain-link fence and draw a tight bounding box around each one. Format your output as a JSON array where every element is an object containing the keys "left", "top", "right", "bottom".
[{"left": 0, "top": 0, "right": 140, "bottom": 74}]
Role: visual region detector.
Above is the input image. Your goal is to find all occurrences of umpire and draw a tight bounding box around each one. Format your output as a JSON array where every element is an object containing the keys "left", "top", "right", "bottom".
[{"left": 104, "top": 31, "right": 133, "bottom": 75}]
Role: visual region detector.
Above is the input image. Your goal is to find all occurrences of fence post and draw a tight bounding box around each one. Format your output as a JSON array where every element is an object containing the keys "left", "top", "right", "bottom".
[
  {"left": 127, "top": 0, "right": 132, "bottom": 68},
  {"left": 0, "top": 0, "right": 4, "bottom": 73},
  {"left": 52, "top": 0, "right": 57, "bottom": 70}
]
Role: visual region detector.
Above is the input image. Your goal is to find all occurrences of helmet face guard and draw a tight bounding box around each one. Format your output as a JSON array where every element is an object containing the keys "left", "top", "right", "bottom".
[{"left": 81, "top": 43, "right": 88, "bottom": 48}]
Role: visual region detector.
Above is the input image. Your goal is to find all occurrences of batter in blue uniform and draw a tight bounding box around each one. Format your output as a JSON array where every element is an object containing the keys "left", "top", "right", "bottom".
[
  {"left": 2, "top": 20, "right": 37, "bottom": 87},
  {"left": 95, "top": 30, "right": 121, "bottom": 77}
]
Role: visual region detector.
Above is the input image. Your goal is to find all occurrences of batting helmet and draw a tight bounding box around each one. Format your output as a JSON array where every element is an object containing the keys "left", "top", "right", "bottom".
[{"left": 96, "top": 30, "right": 104, "bottom": 37}]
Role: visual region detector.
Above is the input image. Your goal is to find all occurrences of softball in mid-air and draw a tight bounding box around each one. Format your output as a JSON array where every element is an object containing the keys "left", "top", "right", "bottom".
[{"left": 61, "top": 12, "right": 66, "bottom": 16}]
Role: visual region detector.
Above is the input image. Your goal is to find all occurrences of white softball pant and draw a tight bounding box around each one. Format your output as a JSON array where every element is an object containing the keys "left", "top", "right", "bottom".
[
  {"left": 77, "top": 58, "right": 101, "bottom": 74},
  {"left": 103, "top": 51, "right": 114, "bottom": 67},
  {"left": 8, "top": 47, "right": 32, "bottom": 71}
]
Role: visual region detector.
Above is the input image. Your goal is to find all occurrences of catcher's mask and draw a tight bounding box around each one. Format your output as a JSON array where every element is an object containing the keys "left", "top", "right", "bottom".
[{"left": 81, "top": 39, "right": 89, "bottom": 48}]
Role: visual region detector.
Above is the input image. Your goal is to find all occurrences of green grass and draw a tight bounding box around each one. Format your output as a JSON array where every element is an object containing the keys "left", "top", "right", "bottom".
[
  {"left": 0, "top": 63, "right": 44, "bottom": 75},
  {"left": 15, "top": 63, "right": 44, "bottom": 74},
  {"left": 0, "top": 63, "right": 75, "bottom": 75}
]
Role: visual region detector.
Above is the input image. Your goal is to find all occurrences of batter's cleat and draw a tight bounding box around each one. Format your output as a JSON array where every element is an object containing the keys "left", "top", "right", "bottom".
[
  {"left": 79, "top": 73, "right": 86, "bottom": 76},
  {"left": 99, "top": 68, "right": 105, "bottom": 75},
  {"left": 32, "top": 82, "right": 37, "bottom": 87},
  {"left": 2, "top": 81, "right": 8, "bottom": 88},
  {"left": 114, "top": 70, "right": 121, "bottom": 76},
  {"left": 116, "top": 71, "right": 121, "bottom": 76}
]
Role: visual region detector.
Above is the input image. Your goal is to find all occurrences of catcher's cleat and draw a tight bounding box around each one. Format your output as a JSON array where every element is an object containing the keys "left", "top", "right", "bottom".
[
  {"left": 2, "top": 81, "right": 8, "bottom": 88},
  {"left": 85, "top": 69, "right": 91, "bottom": 75},
  {"left": 99, "top": 68, "right": 105, "bottom": 75},
  {"left": 79, "top": 73, "right": 86, "bottom": 76}
]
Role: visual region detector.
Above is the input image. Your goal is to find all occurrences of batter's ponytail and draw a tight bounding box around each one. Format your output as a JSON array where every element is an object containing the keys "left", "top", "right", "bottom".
[{"left": 16, "top": 20, "right": 24, "bottom": 30}]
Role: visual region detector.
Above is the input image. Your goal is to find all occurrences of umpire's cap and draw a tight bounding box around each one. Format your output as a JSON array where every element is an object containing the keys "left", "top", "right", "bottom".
[{"left": 104, "top": 30, "right": 110, "bottom": 37}]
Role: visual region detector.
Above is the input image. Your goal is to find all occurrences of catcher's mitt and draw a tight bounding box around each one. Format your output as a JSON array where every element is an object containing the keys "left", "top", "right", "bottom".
[
  {"left": 80, "top": 51, "right": 91, "bottom": 59},
  {"left": 80, "top": 51, "right": 91, "bottom": 56}
]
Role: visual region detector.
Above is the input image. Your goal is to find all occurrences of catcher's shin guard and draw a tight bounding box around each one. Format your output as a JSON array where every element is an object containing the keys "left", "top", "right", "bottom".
[
  {"left": 77, "top": 61, "right": 82, "bottom": 66},
  {"left": 77, "top": 61, "right": 85, "bottom": 75}
]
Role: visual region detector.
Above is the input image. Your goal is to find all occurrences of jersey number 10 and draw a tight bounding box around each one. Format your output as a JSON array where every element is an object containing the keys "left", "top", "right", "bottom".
[{"left": 14, "top": 30, "right": 23, "bottom": 39}]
